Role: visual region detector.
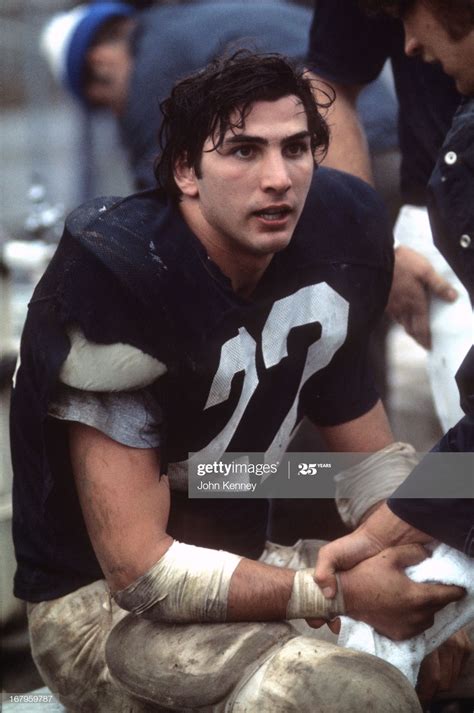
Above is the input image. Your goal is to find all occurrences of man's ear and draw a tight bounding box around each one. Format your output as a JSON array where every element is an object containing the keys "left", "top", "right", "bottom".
[{"left": 174, "top": 155, "right": 199, "bottom": 198}]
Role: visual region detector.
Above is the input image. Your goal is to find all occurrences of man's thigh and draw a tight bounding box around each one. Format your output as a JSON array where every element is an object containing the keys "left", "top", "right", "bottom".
[{"left": 107, "top": 615, "right": 421, "bottom": 712}]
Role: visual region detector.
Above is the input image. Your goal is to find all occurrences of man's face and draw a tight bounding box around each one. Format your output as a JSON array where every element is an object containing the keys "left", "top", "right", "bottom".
[
  {"left": 84, "top": 19, "right": 135, "bottom": 114},
  {"left": 181, "top": 96, "right": 314, "bottom": 263},
  {"left": 403, "top": 1, "right": 474, "bottom": 95}
]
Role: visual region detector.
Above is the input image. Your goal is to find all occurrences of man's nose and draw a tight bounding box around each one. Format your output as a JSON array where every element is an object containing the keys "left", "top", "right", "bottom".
[{"left": 260, "top": 153, "right": 292, "bottom": 193}]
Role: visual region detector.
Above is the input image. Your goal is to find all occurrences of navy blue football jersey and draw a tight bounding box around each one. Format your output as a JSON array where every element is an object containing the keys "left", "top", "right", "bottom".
[{"left": 11, "top": 168, "right": 393, "bottom": 600}]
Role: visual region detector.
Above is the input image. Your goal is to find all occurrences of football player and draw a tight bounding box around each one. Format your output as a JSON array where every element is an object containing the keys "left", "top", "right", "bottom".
[{"left": 11, "top": 52, "right": 462, "bottom": 712}]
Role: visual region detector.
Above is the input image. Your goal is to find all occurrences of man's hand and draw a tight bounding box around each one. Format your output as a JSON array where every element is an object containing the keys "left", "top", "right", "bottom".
[
  {"left": 387, "top": 246, "right": 457, "bottom": 349},
  {"left": 338, "top": 545, "right": 465, "bottom": 640},
  {"left": 416, "top": 629, "right": 472, "bottom": 703},
  {"left": 314, "top": 503, "right": 433, "bottom": 598}
]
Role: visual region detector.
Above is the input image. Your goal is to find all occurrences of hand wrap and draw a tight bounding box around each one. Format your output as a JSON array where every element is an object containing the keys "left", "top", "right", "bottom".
[
  {"left": 286, "top": 569, "right": 345, "bottom": 620},
  {"left": 335, "top": 442, "right": 419, "bottom": 528},
  {"left": 114, "top": 540, "right": 241, "bottom": 622}
]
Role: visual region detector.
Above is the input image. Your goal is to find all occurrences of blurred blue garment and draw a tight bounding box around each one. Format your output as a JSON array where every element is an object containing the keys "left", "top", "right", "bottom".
[{"left": 357, "top": 64, "right": 398, "bottom": 154}]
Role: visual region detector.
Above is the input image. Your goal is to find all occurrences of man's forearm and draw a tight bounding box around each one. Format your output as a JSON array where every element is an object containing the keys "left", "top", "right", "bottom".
[
  {"left": 227, "top": 558, "right": 294, "bottom": 620},
  {"left": 114, "top": 540, "right": 345, "bottom": 624},
  {"left": 309, "top": 73, "right": 373, "bottom": 184},
  {"left": 228, "top": 558, "right": 343, "bottom": 621}
]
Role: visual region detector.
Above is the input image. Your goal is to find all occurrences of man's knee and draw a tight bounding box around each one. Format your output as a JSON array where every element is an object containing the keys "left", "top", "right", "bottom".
[{"left": 231, "top": 636, "right": 422, "bottom": 713}]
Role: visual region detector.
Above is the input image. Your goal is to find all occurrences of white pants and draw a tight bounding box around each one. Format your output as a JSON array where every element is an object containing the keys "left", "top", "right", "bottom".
[{"left": 394, "top": 205, "right": 474, "bottom": 432}]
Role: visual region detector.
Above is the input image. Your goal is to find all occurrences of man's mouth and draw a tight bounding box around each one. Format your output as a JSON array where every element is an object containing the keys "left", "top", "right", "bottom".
[{"left": 253, "top": 205, "right": 293, "bottom": 222}]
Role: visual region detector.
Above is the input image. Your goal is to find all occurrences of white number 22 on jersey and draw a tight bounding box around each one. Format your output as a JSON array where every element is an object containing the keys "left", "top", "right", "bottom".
[{"left": 186, "top": 283, "right": 349, "bottom": 467}]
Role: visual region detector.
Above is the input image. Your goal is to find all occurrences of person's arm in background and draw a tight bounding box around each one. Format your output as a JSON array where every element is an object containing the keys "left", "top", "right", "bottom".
[
  {"left": 306, "top": 0, "right": 386, "bottom": 184},
  {"left": 309, "top": 75, "right": 374, "bottom": 184}
]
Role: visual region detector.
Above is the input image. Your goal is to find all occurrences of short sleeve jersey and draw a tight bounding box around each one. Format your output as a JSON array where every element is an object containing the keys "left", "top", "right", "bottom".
[
  {"left": 11, "top": 168, "right": 393, "bottom": 601},
  {"left": 48, "top": 385, "right": 162, "bottom": 448},
  {"left": 307, "top": 0, "right": 460, "bottom": 205}
]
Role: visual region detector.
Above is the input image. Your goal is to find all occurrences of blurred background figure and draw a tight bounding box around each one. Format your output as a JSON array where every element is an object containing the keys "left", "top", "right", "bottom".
[{"left": 40, "top": 0, "right": 314, "bottom": 189}]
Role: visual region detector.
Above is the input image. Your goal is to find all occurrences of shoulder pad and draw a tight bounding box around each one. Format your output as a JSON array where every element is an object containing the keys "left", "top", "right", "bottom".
[
  {"left": 65, "top": 196, "right": 124, "bottom": 238},
  {"left": 60, "top": 327, "right": 167, "bottom": 391}
]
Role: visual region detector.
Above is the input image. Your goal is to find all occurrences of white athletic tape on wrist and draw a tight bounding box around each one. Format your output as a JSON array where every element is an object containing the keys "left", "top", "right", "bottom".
[
  {"left": 335, "top": 442, "right": 419, "bottom": 528},
  {"left": 286, "top": 569, "right": 345, "bottom": 620},
  {"left": 113, "top": 540, "right": 242, "bottom": 622}
]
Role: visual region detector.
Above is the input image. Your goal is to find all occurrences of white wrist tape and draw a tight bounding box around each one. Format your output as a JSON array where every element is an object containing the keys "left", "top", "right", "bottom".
[
  {"left": 286, "top": 569, "right": 345, "bottom": 620},
  {"left": 113, "top": 540, "right": 242, "bottom": 623},
  {"left": 335, "top": 442, "right": 419, "bottom": 528}
]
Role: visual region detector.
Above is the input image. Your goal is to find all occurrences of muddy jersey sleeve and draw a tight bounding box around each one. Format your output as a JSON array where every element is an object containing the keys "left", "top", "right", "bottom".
[{"left": 48, "top": 384, "right": 162, "bottom": 448}]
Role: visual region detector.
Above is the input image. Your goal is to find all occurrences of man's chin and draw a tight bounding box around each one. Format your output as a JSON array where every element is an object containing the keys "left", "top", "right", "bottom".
[{"left": 254, "top": 230, "right": 294, "bottom": 255}]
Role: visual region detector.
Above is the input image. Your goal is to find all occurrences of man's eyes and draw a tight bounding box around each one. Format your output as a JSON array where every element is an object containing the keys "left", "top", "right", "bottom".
[
  {"left": 284, "top": 142, "right": 310, "bottom": 157},
  {"left": 230, "top": 145, "right": 256, "bottom": 159},
  {"left": 228, "top": 142, "right": 310, "bottom": 159}
]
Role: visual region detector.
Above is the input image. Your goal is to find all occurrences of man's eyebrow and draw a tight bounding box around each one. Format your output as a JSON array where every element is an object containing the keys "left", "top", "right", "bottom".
[
  {"left": 281, "top": 131, "right": 311, "bottom": 143},
  {"left": 223, "top": 130, "right": 311, "bottom": 146}
]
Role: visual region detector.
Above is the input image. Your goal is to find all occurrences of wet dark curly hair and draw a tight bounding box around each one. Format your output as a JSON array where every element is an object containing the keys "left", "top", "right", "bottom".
[{"left": 154, "top": 50, "right": 333, "bottom": 199}]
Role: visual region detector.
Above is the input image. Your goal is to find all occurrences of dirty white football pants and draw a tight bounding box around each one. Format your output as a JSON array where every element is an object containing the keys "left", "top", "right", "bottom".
[
  {"left": 27, "top": 540, "right": 421, "bottom": 713},
  {"left": 394, "top": 205, "right": 474, "bottom": 432}
]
